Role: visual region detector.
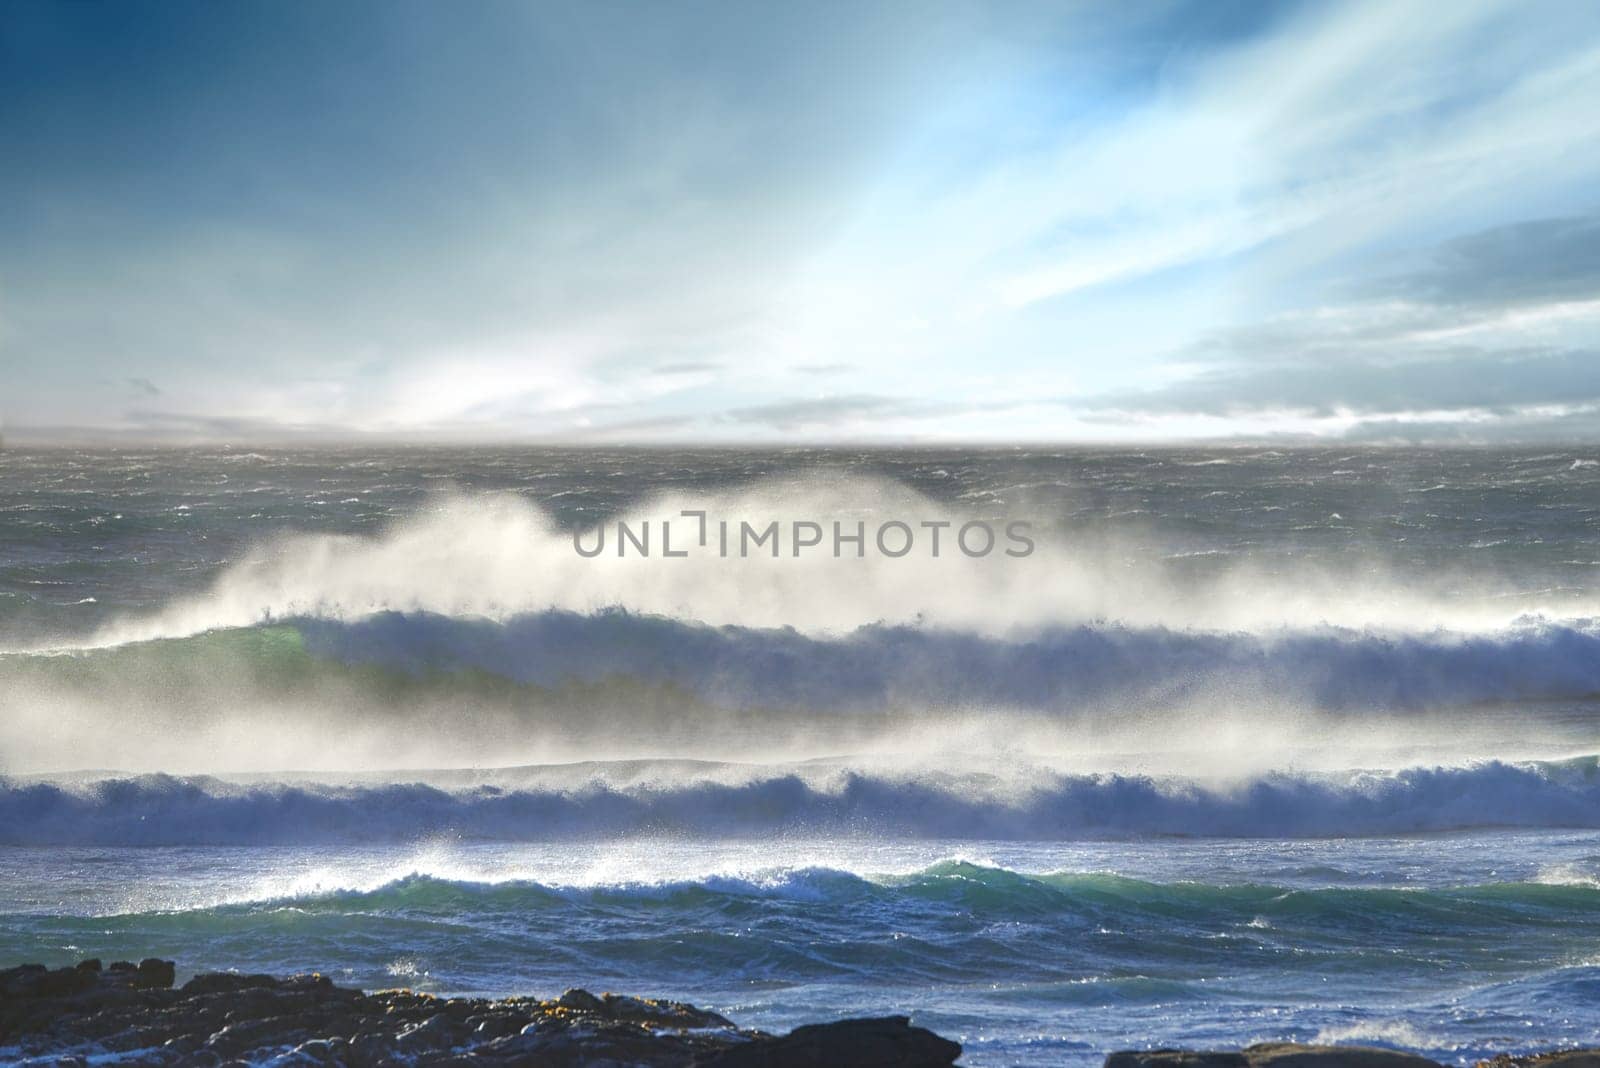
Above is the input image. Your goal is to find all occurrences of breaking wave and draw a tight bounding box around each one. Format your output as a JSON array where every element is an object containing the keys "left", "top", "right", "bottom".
[
  {"left": 6, "top": 756, "right": 1600, "bottom": 845},
  {"left": 7, "top": 482, "right": 1600, "bottom": 774},
  {"left": 72, "top": 862, "right": 1600, "bottom": 939},
  {"left": 239, "top": 610, "right": 1600, "bottom": 711},
  {"left": 11, "top": 609, "right": 1600, "bottom": 715},
  {"left": 65, "top": 482, "right": 1596, "bottom": 649}
]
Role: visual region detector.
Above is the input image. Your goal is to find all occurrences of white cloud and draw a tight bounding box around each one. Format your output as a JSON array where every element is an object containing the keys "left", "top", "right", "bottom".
[{"left": 6, "top": 0, "right": 1600, "bottom": 442}]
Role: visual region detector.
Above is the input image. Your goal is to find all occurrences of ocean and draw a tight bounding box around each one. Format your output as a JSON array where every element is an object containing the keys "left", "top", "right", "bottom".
[{"left": 3, "top": 446, "right": 1600, "bottom": 1065}]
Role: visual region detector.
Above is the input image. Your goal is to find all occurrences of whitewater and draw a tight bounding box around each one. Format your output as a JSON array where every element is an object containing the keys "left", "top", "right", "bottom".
[{"left": 3, "top": 446, "right": 1600, "bottom": 1065}]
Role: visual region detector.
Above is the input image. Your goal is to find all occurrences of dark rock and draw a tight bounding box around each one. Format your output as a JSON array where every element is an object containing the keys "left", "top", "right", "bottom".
[
  {"left": 4, "top": 958, "right": 804, "bottom": 1064},
  {"left": 0, "top": 963, "right": 100, "bottom": 999},
  {"left": 205, "top": 1014, "right": 301, "bottom": 1054},
  {"left": 600, "top": 991, "right": 740, "bottom": 1030},
  {"left": 395, "top": 1012, "right": 462, "bottom": 1051},
  {"left": 284, "top": 1037, "right": 344, "bottom": 1064},
  {"left": 181, "top": 972, "right": 280, "bottom": 997},
  {"left": 44, "top": 956, "right": 1600, "bottom": 1068},
  {"left": 699, "top": 1015, "right": 962, "bottom": 1067},
  {"left": 467, "top": 1012, "right": 523, "bottom": 1040},
  {"left": 1106, "top": 1053, "right": 1251, "bottom": 1068},
  {"left": 133, "top": 957, "right": 176, "bottom": 990},
  {"left": 555, "top": 987, "right": 605, "bottom": 1013},
  {"left": 0, "top": 963, "right": 47, "bottom": 998},
  {"left": 188, "top": 1055, "right": 224, "bottom": 1067}
]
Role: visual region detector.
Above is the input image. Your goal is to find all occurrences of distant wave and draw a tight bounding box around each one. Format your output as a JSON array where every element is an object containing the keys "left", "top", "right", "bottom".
[
  {"left": 6, "top": 756, "right": 1600, "bottom": 845},
  {"left": 13, "top": 609, "right": 1600, "bottom": 715},
  {"left": 69, "top": 484, "right": 1595, "bottom": 648},
  {"left": 293, "top": 609, "right": 1600, "bottom": 712}
]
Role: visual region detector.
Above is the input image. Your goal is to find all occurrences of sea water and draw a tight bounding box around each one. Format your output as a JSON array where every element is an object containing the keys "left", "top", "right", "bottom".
[{"left": 3, "top": 447, "right": 1599, "bottom": 1066}]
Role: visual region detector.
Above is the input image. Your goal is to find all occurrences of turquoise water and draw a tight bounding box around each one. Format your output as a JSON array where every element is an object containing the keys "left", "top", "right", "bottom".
[{"left": 4, "top": 834, "right": 1600, "bottom": 1065}]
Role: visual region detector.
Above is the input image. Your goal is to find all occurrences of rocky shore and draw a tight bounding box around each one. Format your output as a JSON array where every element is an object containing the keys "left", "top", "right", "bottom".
[
  {"left": 0, "top": 959, "right": 960, "bottom": 1066},
  {"left": 5, "top": 959, "right": 1600, "bottom": 1067}
]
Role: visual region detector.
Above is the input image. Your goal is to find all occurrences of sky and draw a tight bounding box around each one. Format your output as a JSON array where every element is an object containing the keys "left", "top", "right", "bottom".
[{"left": 3, "top": 0, "right": 1600, "bottom": 444}]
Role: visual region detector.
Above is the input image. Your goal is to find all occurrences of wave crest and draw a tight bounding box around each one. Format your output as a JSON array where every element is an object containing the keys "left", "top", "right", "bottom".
[{"left": 7, "top": 756, "right": 1600, "bottom": 845}]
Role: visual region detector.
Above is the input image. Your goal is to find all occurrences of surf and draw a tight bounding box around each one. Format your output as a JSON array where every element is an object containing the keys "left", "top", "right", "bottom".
[{"left": 6, "top": 756, "right": 1600, "bottom": 845}]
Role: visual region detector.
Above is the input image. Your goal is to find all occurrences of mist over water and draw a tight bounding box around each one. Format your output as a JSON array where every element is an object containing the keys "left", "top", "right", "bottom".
[
  {"left": 4, "top": 447, "right": 1600, "bottom": 1065},
  {"left": 3, "top": 446, "right": 1599, "bottom": 774}
]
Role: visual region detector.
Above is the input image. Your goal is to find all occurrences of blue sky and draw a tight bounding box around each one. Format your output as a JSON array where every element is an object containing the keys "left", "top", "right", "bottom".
[{"left": 3, "top": 0, "right": 1599, "bottom": 443}]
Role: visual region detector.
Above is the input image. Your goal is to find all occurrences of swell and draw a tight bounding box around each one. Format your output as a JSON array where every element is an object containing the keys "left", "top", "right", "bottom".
[
  {"left": 9, "top": 609, "right": 1600, "bottom": 715},
  {"left": 287, "top": 610, "right": 1600, "bottom": 712},
  {"left": 6, "top": 757, "right": 1600, "bottom": 845},
  {"left": 83, "top": 863, "right": 1600, "bottom": 927}
]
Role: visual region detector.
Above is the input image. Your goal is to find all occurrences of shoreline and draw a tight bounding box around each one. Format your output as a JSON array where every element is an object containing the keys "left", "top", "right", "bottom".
[
  {"left": 1, "top": 958, "right": 960, "bottom": 1066},
  {"left": 5, "top": 959, "right": 1600, "bottom": 1068}
]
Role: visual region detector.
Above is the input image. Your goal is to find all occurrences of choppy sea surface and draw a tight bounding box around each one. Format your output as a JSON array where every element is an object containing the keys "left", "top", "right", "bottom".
[{"left": 3, "top": 446, "right": 1600, "bottom": 1065}]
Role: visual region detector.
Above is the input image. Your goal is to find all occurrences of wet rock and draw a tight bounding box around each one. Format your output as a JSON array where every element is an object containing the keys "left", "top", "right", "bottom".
[
  {"left": 699, "top": 1015, "right": 963, "bottom": 1067},
  {"left": 14, "top": 962, "right": 1600, "bottom": 1068},
  {"left": 395, "top": 1011, "right": 462, "bottom": 1051},
  {"left": 0, "top": 962, "right": 99, "bottom": 999},
  {"left": 181, "top": 971, "right": 280, "bottom": 997},
  {"left": 555, "top": 987, "right": 605, "bottom": 1013},
  {"left": 0, "top": 958, "right": 959, "bottom": 1067},
  {"left": 598, "top": 990, "right": 740, "bottom": 1031},
  {"left": 283, "top": 1037, "right": 345, "bottom": 1064},
  {"left": 1106, "top": 1053, "right": 1251, "bottom": 1068},
  {"left": 468, "top": 1011, "right": 523, "bottom": 1040},
  {"left": 134, "top": 957, "right": 177, "bottom": 990}
]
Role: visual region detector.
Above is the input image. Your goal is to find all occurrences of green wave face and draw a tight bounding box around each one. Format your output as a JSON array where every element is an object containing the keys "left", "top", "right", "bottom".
[
  {"left": 85, "top": 861, "right": 1600, "bottom": 927},
  {"left": 13, "top": 861, "right": 1599, "bottom": 1001}
]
